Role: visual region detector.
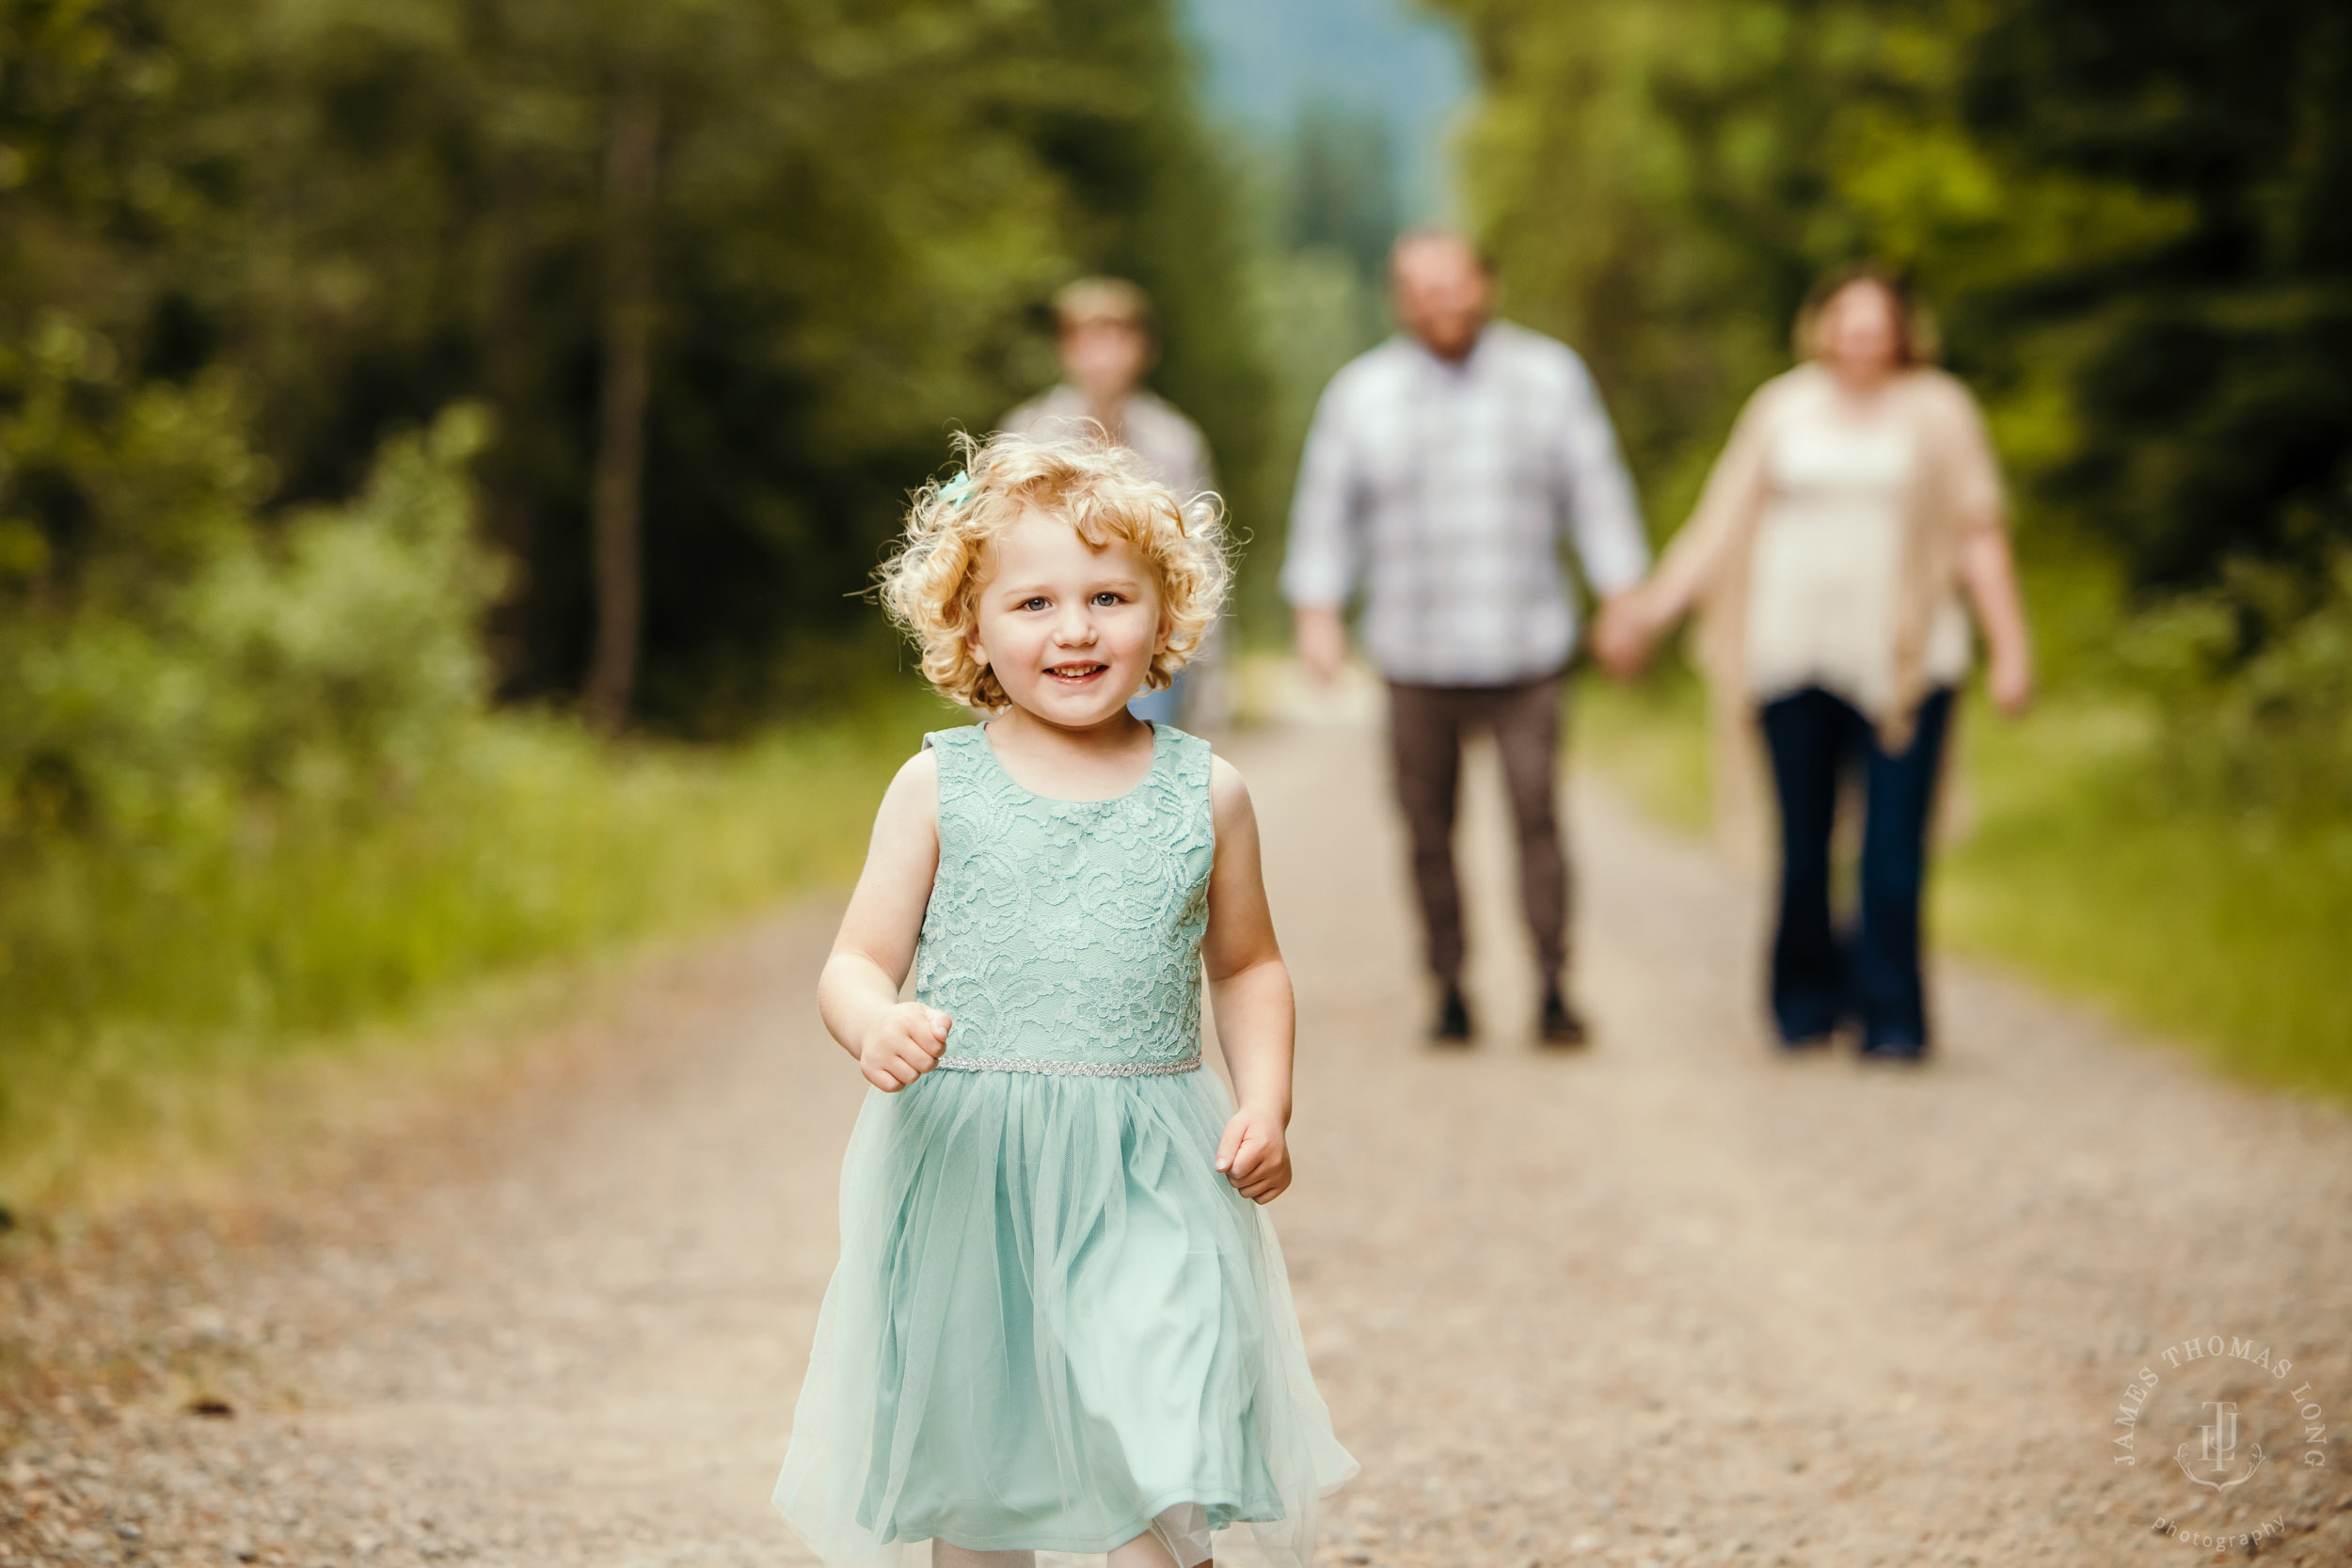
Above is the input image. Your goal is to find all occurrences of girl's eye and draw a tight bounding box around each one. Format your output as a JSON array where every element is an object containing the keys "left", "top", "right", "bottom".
[
  {"left": 1092, "top": 592, "right": 1125, "bottom": 607},
  {"left": 1020, "top": 596, "right": 1049, "bottom": 611}
]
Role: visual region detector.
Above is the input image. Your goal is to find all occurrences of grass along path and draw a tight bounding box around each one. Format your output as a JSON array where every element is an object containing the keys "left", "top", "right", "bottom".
[{"left": 0, "top": 689, "right": 951, "bottom": 1212}]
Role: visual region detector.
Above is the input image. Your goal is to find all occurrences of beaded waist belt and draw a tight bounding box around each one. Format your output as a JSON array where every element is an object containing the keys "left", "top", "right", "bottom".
[{"left": 933, "top": 1053, "right": 1201, "bottom": 1077}]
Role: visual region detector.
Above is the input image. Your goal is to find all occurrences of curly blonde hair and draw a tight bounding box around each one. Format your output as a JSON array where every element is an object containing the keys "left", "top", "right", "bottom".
[{"left": 878, "top": 429, "right": 1230, "bottom": 711}]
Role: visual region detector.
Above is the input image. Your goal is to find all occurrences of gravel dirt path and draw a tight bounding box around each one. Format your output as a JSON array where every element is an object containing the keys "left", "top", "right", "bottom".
[{"left": 5, "top": 716, "right": 2349, "bottom": 1568}]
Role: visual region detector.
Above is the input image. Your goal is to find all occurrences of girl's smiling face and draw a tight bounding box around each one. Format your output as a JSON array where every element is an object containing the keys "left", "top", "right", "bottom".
[{"left": 969, "top": 508, "right": 1168, "bottom": 730}]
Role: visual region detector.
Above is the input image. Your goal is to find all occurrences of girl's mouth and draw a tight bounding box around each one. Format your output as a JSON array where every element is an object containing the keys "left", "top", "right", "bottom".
[{"left": 1045, "top": 661, "right": 1109, "bottom": 685}]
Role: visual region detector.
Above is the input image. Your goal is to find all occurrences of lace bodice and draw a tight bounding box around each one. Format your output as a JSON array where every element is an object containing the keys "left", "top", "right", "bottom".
[{"left": 914, "top": 724, "right": 1214, "bottom": 1073}]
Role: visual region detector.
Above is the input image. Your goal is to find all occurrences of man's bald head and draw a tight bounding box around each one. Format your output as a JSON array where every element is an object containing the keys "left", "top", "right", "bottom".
[{"left": 1391, "top": 230, "right": 1494, "bottom": 362}]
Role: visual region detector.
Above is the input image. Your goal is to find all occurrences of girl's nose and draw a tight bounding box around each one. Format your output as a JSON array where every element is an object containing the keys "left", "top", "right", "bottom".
[{"left": 1053, "top": 606, "right": 1099, "bottom": 645}]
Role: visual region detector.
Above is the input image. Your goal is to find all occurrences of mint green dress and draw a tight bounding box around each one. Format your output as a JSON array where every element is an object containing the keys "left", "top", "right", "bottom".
[{"left": 775, "top": 725, "right": 1356, "bottom": 1567}]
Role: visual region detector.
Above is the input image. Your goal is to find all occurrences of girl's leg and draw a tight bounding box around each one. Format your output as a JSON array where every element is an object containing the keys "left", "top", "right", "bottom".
[
  {"left": 1109, "top": 1510, "right": 1213, "bottom": 1568},
  {"left": 931, "top": 1544, "right": 1035, "bottom": 1568},
  {"left": 1149, "top": 1502, "right": 1213, "bottom": 1568},
  {"left": 1108, "top": 1530, "right": 1182, "bottom": 1568}
]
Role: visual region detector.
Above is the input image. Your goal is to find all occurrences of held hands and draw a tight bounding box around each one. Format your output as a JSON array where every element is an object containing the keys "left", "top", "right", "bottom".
[
  {"left": 1590, "top": 588, "right": 1669, "bottom": 681},
  {"left": 860, "top": 1003, "right": 950, "bottom": 1091},
  {"left": 1215, "top": 1102, "right": 1293, "bottom": 1204}
]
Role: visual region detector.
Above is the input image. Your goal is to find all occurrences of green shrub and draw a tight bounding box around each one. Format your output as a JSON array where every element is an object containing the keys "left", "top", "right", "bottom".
[
  {"left": 0, "top": 333, "right": 946, "bottom": 1205},
  {"left": 2115, "top": 552, "right": 2352, "bottom": 818},
  {"left": 1938, "top": 691, "right": 2352, "bottom": 1101},
  {"left": 0, "top": 705, "right": 934, "bottom": 1205},
  {"left": 0, "top": 328, "right": 497, "bottom": 849}
]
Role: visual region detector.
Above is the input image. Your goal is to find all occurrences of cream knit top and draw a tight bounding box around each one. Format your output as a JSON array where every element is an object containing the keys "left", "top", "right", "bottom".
[{"left": 1744, "top": 378, "right": 1973, "bottom": 718}]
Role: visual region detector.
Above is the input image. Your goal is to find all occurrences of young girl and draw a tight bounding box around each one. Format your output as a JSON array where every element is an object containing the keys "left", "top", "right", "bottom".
[{"left": 774, "top": 433, "right": 1356, "bottom": 1568}]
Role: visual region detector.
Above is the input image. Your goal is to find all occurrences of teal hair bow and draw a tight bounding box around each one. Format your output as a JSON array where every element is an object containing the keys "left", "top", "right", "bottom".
[{"left": 938, "top": 470, "right": 976, "bottom": 508}]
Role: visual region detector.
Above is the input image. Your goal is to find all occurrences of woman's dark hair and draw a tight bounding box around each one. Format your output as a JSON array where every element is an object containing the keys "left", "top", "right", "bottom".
[{"left": 1792, "top": 262, "right": 1940, "bottom": 367}]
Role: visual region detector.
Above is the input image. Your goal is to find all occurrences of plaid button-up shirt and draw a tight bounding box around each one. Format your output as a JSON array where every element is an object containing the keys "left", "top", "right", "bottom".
[{"left": 1280, "top": 323, "right": 1650, "bottom": 687}]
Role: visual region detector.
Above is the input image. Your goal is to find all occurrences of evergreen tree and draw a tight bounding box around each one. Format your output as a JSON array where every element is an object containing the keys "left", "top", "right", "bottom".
[
  {"left": 0, "top": 0, "right": 1269, "bottom": 733},
  {"left": 1961, "top": 0, "right": 2352, "bottom": 597}
]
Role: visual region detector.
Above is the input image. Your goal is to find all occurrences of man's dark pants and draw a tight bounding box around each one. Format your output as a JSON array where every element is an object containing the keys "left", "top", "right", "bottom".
[
  {"left": 1756, "top": 685, "right": 1954, "bottom": 1053},
  {"left": 1386, "top": 672, "right": 1570, "bottom": 991}
]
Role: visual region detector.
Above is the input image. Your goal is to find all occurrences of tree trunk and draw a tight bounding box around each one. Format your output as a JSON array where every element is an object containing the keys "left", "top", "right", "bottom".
[
  {"left": 583, "top": 82, "right": 660, "bottom": 735},
  {"left": 481, "top": 160, "right": 542, "bottom": 700}
]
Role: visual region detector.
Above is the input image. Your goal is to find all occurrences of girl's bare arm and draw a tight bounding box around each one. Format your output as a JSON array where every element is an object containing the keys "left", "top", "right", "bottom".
[
  {"left": 818, "top": 752, "right": 952, "bottom": 1091},
  {"left": 1201, "top": 756, "right": 1297, "bottom": 1202}
]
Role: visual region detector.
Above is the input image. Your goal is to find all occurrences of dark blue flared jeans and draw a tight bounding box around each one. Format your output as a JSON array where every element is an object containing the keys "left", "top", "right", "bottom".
[{"left": 1756, "top": 685, "right": 1954, "bottom": 1054}]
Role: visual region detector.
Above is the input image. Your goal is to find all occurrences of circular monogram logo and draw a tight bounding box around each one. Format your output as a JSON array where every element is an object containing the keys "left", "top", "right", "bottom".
[{"left": 2109, "top": 1334, "right": 2332, "bottom": 1551}]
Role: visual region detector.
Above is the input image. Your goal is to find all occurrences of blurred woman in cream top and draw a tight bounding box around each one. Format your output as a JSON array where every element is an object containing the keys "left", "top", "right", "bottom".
[
  {"left": 1596, "top": 266, "right": 2033, "bottom": 1060},
  {"left": 1743, "top": 372, "right": 1975, "bottom": 720}
]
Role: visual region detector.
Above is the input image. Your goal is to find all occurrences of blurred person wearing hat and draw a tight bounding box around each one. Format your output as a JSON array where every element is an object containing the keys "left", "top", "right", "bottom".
[
  {"left": 1282, "top": 230, "right": 1651, "bottom": 1049},
  {"left": 1003, "top": 278, "right": 1220, "bottom": 728}
]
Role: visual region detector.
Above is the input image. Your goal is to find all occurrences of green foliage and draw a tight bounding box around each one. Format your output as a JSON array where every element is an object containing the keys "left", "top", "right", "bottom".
[
  {"left": 1438, "top": 0, "right": 2352, "bottom": 577},
  {"left": 1938, "top": 690, "right": 2352, "bottom": 1102},
  {"left": 1280, "top": 104, "right": 1400, "bottom": 279},
  {"left": 0, "top": 0, "right": 1267, "bottom": 731},
  {"left": 0, "top": 318, "right": 949, "bottom": 1202},
  {"left": 1440, "top": 0, "right": 1896, "bottom": 515},
  {"left": 2114, "top": 554, "right": 2352, "bottom": 816},
  {"left": 1221, "top": 104, "right": 1405, "bottom": 639},
  {"left": 0, "top": 697, "right": 942, "bottom": 1205},
  {"left": 1958, "top": 0, "right": 2352, "bottom": 593},
  {"left": 0, "top": 336, "right": 494, "bottom": 846}
]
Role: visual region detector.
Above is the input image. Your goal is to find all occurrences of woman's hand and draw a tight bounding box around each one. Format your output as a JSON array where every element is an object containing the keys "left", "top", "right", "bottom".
[
  {"left": 859, "top": 1003, "right": 950, "bottom": 1091},
  {"left": 1216, "top": 1102, "right": 1293, "bottom": 1203},
  {"left": 1986, "top": 642, "right": 2034, "bottom": 718},
  {"left": 1959, "top": 526, "right": 2034, "bottom": 719}
]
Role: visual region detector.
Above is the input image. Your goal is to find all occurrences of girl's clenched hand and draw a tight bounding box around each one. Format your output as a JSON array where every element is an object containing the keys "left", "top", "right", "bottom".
[
  {"left": 860, "top": 1004, "right": 950, "bottom": 1091},
  {"left": 1215, "top": 1102, "right": 1293, "bottom": 1203}
]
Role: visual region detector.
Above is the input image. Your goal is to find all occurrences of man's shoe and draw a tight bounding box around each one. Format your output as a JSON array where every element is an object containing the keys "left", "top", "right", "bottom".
[
  {"left": 1538, "top": 988, "right": 1587, "bottom": 1047},
  {"left": 1432, "top": 986, "right": 1473, "bottom": 1045}
]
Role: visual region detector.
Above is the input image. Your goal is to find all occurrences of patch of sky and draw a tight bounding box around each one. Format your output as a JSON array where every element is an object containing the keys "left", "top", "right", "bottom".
[{"left": 1181, "top": 0, "right": 1473, "bottom": 225}]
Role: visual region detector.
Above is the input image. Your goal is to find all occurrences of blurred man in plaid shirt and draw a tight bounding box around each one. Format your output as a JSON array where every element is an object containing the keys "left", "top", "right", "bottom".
[{"left": 1283, "top": 231, "right": 1649, "bottom": 1048}]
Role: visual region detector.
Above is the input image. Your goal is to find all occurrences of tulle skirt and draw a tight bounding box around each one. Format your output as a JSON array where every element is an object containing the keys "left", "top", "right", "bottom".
[{"left": 775, "top": 1065, "right": 1357, "bottom": 1568}]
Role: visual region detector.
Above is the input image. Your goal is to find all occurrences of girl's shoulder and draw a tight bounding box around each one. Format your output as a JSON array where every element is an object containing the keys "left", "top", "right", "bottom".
[
  {"left": 917, "top": 723, "right": 995, "bottom": 783},
  {"left": 920, "top": 723, "right": 987, "bottom": 755},
  {"left": 1206, "top": 749, "right": 1249, "bottom": 818},
  {"left": 1145, "top": 722, "right": 1217, "bottom": 796},
  {"left": 1173, "top": 743, "right": 1260, "bottom": 850},
  {"left": 866, "top": 745, "right": 942, "bottom": 842},
  {"left": 897, "top": 743, "right": 945, "bottom": 783}
]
